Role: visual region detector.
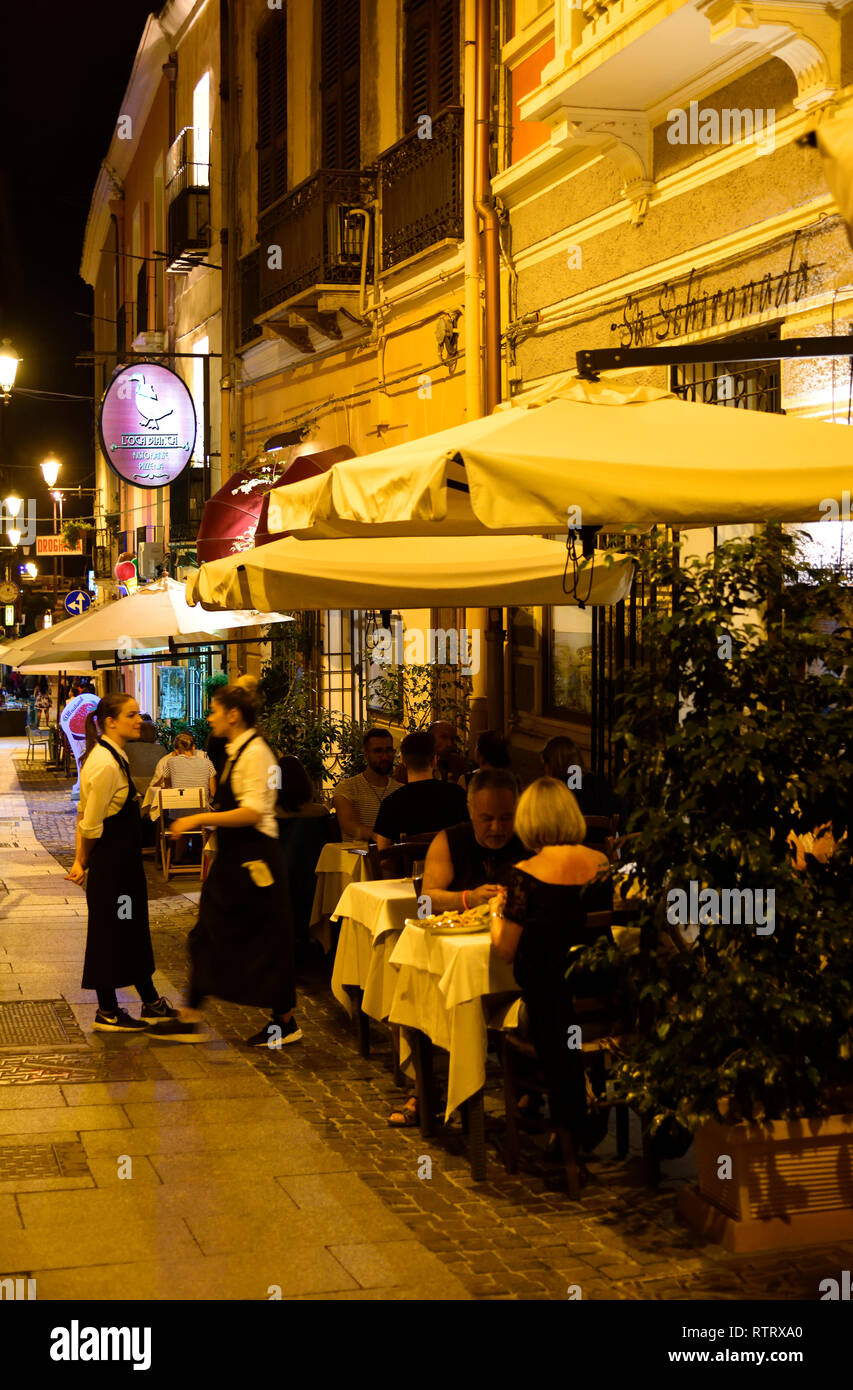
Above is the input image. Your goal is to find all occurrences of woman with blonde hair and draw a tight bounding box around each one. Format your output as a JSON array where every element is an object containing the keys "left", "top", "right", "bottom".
[{"left": 490, "top": 777, "right": 613, "bottom": 1157}]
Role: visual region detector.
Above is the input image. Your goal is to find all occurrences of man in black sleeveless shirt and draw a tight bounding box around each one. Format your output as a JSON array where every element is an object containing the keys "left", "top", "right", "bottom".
[{"left": 422, "top": 768, "right": 524, "bottom": 917}]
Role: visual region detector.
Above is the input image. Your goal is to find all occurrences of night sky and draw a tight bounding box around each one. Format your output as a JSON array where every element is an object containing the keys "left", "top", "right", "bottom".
[{"left": 0, "top": 0, "right": 155, "bottom": 523}]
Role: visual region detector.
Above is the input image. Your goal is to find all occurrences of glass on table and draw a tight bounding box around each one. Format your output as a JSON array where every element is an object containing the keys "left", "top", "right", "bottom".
[{"left": 412, "top": 860, "right": 426, "bottom": 901}]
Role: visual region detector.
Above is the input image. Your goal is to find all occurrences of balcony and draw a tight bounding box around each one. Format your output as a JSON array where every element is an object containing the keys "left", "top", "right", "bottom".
[
  {"left": 257, "top": 170, "right": 375, "bottom": 320},
  {"left": 378, "top": 108, "right": 463, "bottom": 273},
  {"left": 165, "top": 126, "right": 211, "bottom": 274},
  {"left": 240, "top": 249, "right": 261, "bottom": 347}
]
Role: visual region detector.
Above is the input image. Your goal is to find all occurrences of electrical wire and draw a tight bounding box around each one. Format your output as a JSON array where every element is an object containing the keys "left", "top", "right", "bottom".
[
  {"left": 13, "top": 387, "right": 92, "bottom": 402},
  {"left": 562, "top": 531, "right": 595, "bottom": 608}
]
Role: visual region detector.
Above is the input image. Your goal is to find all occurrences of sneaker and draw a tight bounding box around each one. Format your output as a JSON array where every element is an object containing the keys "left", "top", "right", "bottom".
[
  {"left": 140, "top": 996, "right": 179, "bottom": 1022},
  {"left": 146, "top": 1017, "right": 207, "bottom": 1043},
  {"left": 246, "top": 1017, "right": 303, "bottom": 1048},
  {"left": 93, "top": 1008, "right": 149, "bottom": 1033}
]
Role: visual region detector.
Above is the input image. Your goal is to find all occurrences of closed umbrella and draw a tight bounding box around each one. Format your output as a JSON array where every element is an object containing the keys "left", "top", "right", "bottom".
[
  {"left": 264, "top": 377, "right": 853, "bottom": 535},
  {"left": 186, "top": 534, "right": 636, "bottom": 612}
]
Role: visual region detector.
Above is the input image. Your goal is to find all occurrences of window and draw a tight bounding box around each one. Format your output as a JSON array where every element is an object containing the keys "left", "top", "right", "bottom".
[
  {"left": 321, "top": 0, "right": 360, "bottom": 170},
  {"left": 547, "top": 605, "right": 594, "bottom": 715},
  {"left": 257, "top": 12, "right": 288, "bottom": 211},
  {"left": 193, "top": 72, "right": 211, "bottom": 187},
  {"left": 671, "top": 331, "right": 782, "bottom": 414},
  {"left": 136, "top": 262, "right": 148, "bottom": 335},
  {"left": 404, "top": 0, "right": 459, "bottom": 133}
]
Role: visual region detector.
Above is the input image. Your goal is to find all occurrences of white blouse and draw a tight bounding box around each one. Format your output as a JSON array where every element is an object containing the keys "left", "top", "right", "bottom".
[
  {"left": 79, "top": 737, "right": 133, "bottom": 840},
  {"left": 221, "top": 729, "right": 279, "bottom": 840}
]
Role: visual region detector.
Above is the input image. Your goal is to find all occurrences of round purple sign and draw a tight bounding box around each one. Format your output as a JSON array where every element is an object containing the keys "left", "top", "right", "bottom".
[{"left": 99, "top": 363, "right": 197, "bottom": 489}]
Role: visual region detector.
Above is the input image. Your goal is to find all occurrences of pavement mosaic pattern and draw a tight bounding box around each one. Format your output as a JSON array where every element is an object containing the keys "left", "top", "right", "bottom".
[{"left": 0, "top": 1141, "right": 91, "bottom": 1182}]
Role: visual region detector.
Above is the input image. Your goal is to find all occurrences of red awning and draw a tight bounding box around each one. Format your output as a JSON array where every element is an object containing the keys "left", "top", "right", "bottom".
[{"left": 195, "top": 446, "right": 354, "bottom": 564}]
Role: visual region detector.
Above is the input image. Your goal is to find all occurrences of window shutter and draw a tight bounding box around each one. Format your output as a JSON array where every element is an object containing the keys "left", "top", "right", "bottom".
[
  {"left": 257, "top": 13, "right": 287, "bottom": 212},
  {"left": 436, "top": 0, "right": 459, "bottom": 111},
  {"left": 321, "top": 0, "right": 360, "bottom": 170},
  {"left": 404, "top": 0, "right": 458, "bottom": 133}
]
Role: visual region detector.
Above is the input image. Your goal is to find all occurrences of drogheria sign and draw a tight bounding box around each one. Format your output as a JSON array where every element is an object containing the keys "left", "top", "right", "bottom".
[{"left": 98, "top": 363, "right": 196, "bottom": 489}]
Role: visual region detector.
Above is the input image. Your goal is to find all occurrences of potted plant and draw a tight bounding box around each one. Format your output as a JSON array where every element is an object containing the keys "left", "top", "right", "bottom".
[
  {"left": 62, "top": 520, "right": 95, "bottom": 551},
  {"left": 592, "top": 525, "right": 853, "bottom": 1251}
]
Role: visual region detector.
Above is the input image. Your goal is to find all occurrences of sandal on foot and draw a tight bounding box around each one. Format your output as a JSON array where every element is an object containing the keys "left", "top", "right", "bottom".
[{"left": 388, "top": 1097, "right": 419, "bottom": 1127}]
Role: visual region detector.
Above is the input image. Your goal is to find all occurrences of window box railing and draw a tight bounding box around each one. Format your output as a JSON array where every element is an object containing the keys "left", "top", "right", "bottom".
[
  {"left": 257, "top": 169, "right": 376, "bottom": 315},
  {"left": 377, "top": 107, "right": 463, "bottom": 272}
]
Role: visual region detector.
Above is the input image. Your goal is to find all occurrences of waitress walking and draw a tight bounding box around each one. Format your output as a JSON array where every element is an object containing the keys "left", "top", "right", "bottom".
[
  {"left": 149, "top": 684, "right": 301, "bottom": 1046},
  {"left": 65, "top": 693, "right": 177, "bottom": 1031}
]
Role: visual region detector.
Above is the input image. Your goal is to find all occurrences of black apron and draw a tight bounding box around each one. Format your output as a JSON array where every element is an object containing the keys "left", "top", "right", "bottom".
[
  {"left": 82, "top": 739, "right": 155, "bottom": 989},
  {"left": 188, "top": 732, "right": 295, "bottom": 1010}
]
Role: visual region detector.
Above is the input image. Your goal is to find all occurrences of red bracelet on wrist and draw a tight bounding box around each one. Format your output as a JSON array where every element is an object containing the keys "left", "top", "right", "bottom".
[{"left": 462, "top": 890, "right": 469, "bottom": 910}]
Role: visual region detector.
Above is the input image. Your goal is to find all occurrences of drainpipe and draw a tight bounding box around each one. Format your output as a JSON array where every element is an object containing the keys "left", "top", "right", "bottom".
[
  {"left": 463, "top": 0, "right": 481, "bottom": 422},
  {"left": 219, "top": 0, "right": 233, "bottom": 486},
  {"left": 475, "top": 0, "right": 500, "bottom": 413},
  {"left": 163, "top": 53, "right": 178, "bottom": 356}
]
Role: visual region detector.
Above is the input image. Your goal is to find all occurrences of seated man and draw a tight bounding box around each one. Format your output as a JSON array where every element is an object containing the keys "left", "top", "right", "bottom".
[
  {"left": 373, "top": 731, "right": 468, "bottom": 850},
  {"left": 390, "top": 765, "right": 525, "bottom": 1127},
  {"left": 333, "top": 727, "right": 400, "bottom": 841},
  {"left": 421, "top": 767, "right": 525, "bottom": 915}
]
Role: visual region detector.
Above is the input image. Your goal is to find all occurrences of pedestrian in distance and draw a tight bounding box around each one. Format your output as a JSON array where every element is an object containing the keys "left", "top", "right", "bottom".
[
  {"left": 148, "top": 684, "right": 301, "bottom": 1048},
  {"left": 64, "top": 693, "right": 177, "bottom": 1032}
]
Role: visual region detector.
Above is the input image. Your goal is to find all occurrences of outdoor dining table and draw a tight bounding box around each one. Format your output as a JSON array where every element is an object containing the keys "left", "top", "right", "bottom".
[
  {"left": 310, "top": 840, "right": 370, "bottom": 952},
  {"left": 330, "top": 877, "right": 417, "bottom": 1055}
]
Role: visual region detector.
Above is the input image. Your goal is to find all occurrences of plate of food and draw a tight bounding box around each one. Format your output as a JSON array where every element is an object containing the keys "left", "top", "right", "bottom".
[{"left": 405, "top": 902, "right": 492, "bottom": 934}]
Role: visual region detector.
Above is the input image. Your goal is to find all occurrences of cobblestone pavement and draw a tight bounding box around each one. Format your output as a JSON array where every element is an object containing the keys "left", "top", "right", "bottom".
[{"left": 12, "top": 757, "right": 853, "bottom": 1301}]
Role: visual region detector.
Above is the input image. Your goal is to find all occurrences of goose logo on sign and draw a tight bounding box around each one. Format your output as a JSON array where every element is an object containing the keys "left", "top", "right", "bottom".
[{"left": 99, "top": 363, "right": 197, "bottom": 489}]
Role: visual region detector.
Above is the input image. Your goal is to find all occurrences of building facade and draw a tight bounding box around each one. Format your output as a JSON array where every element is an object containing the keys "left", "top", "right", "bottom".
[
  {"left": 80, "top": 0, "right": 225, "bottom": 718},
  {"left": 496, "top": 0, "right": 853, "bottom": 778}
]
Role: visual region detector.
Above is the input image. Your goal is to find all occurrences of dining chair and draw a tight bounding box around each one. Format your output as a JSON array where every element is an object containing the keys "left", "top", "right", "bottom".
[
  {"left": 25, "top": 725, "right": 52, "bottom": 765},
  {"left": 363, "top": 831, "right": 437, "bottom": 881},
  {"left": 156, "top": 788, "right": 208, "bottom": 880},
  {"left": 584, "top": 815, "right": 621, "bottom": 860},
  {"left": 497, "top": 910, "right": 634, "bottom": 1199}
]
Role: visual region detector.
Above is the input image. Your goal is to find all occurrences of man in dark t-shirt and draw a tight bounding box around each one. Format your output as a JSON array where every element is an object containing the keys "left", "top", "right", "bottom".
[
  {"left": 421, "top": 767, "right": 525, "bottom": 916},
  {"left": 374, "top": 731, "right": 468, "bottom": 847}
]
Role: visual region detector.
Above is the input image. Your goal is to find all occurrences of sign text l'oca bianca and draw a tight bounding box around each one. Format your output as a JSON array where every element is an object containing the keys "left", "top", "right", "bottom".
[{"left": 36, "top": 535, "right": 83, "bottom": 556}]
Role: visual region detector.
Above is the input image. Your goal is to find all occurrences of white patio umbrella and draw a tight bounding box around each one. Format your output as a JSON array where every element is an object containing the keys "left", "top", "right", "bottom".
[
  {"left": 0, "top": 621, "right": 99, "bottom": 673},
  {"left": 44, "top": 576, "right": 291, "bottom": 653},
  {"left": 264, "top": 377, "right": 853, "bottom": 535},
  {"left": 186, "top": 534, "right": 636, "bottom": 612}
]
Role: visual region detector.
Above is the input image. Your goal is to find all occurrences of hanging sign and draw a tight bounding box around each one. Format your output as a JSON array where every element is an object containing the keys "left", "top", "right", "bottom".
[
  {"left": 98, "top": 362, "right": 197, "bottom": 489},
  {"left": 37, "top": 536, "right": 83, "bottom": 556}
]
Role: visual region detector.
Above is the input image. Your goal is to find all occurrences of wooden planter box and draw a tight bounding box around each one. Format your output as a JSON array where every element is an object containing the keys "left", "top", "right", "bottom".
[{"left": 677, "top": 1115, "right": 853, "bottom": 1251}]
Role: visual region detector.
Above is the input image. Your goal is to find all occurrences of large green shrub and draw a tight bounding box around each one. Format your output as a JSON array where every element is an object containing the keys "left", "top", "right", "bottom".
[{"left": 582, "top": 526, "right": 853, "bottom": 1131}]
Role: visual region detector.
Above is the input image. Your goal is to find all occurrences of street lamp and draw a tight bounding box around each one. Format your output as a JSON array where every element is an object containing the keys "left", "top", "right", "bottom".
[
  {"left": 0, "top": 340, "right": 19, "bottom": 403},
  {"left": 41, "top": 459, "right": 62, "bottom": 603},
  {"left": 41, "top": 456, "right": 61, "bottom": 489}
]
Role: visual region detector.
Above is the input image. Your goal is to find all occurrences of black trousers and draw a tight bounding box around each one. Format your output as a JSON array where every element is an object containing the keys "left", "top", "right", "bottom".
[
  {"left": 96, "top": 978, "right": 158, "bottom": 1013},
  {"left": 187, "top": 986, "right": 292, "bottom": 1015}
]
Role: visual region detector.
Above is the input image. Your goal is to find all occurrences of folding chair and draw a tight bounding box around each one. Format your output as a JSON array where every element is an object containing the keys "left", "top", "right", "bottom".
[
  {"left": 157, "top": 788, "right": 208, "bottom": 881},
  {"left": 25, "top": 725, "right": 52, "bottom": 764}
]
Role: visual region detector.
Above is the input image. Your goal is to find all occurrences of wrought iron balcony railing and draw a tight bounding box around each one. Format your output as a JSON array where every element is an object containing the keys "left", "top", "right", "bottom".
[
  {"left": 257, "top": 170, "right": 376, "bottom": 316},
  {"left": 166, "top": 126, "right": 211, "bottom": 273},
  {"left": 378, "top": 108, "right": 463, "bottom": 272},
  {"left": 239, "top": 249, "right": 262, "bottom": 346}
]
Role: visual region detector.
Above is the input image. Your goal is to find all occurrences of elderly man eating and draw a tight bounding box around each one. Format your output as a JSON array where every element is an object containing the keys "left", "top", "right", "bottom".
[{"left": 388, "top": 767, "right": 525, "bottom": 1127}]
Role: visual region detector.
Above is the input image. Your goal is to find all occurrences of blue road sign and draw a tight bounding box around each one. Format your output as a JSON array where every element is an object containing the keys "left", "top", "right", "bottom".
[{"left": 64, "top": 590, "right": 92, "bottom": 617}]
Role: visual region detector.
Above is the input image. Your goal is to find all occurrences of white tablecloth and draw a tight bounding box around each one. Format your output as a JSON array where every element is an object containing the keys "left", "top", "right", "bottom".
[
  {"left": 310, "top": 841, "right": 370, "bottom": 952},
  {"left": 387, "top": 924, "right": 519, "bottom": 1121},
  {"left": 330, "top": 878, "right": 417, "bottom": 1019}
]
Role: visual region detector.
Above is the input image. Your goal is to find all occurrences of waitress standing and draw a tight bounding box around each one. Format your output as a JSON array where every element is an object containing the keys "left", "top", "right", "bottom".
[
  {"left": 149, "top": 684, "right": 301, "bottom": 1046},
  {"left": 65, "top": 693, "right": 177, "bottom": 1031}
]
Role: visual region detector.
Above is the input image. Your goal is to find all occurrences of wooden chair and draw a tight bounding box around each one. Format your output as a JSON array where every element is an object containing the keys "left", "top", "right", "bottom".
[
  {"left": 156, "top": 788, "right": 208, "bottom": 881},
  {"left": 498, "top": 911, "right": 634, "bottom": 1199},
  {"left": 364, "top": 831, "right": 437, "bottom": 881},
  {"left": 584, "top": 814, "right": 621, "bottom": 860}
]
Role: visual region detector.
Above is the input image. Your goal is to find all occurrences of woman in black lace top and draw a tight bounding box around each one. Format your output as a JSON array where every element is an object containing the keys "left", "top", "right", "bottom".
[{"left": 490, "top": 777, "right": 612, "bottom": 1134}]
